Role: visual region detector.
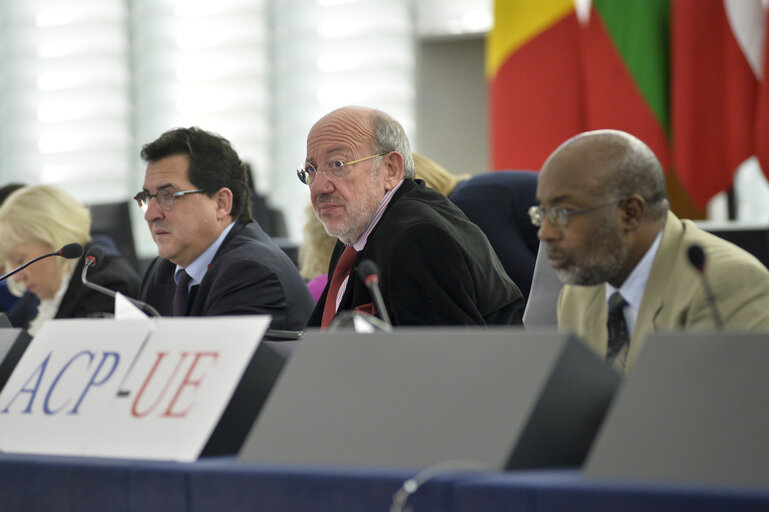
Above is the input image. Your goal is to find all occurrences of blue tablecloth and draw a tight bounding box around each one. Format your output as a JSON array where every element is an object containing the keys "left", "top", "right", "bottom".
[{"left": 1, "top": 453, "right": 768, "bottom": 512}]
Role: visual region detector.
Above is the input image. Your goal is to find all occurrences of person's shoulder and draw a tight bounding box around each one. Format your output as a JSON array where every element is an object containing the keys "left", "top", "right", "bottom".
[
  {"left": 214, "top": 222, "right": 298, "bottom": 273},
  {"left": 390, "top": 181, "right": 464, "bottom": 220},
  {"left": 681, "top": 219, "right": 769, "bottom": 274},
  {"left": 220, "top": 221, "right": 279, "bottom": 253}
]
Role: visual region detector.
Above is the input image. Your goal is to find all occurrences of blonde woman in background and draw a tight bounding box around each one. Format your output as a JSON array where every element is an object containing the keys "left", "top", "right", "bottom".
[{"left": 0, "top": 185, "right": 140, "bottom": 334}]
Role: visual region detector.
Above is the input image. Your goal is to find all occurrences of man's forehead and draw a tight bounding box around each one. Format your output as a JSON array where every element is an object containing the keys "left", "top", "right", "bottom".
[
  {"left": 537, "top": 159, "right": 605, "bottom": 204},
  {"left": 144, "top": 155, "right": 191, "bottom": 188},
  {"left": 307, "top": 111, "right": 373, "bottom": 151}
]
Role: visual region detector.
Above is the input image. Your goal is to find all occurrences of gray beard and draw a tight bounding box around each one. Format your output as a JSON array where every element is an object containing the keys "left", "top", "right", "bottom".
[
  {"left": 557, "top": 247, "right": 627, "bottom": 286},
  {"left": 556, "top": 223, "right": 628, "bottom": 287}
]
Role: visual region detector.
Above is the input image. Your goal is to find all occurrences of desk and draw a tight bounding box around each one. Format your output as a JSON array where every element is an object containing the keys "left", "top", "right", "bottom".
[{"left": 1, "top": 454, "right": 768, "bottom": 512}]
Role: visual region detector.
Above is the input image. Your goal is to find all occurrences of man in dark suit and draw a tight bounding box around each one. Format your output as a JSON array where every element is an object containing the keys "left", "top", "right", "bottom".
[
  {"left": 137, "top": 127, "right": 314, "bottom": 330},
  {"left": 302, "top": 106, "right": 524, "bottom": 328}
]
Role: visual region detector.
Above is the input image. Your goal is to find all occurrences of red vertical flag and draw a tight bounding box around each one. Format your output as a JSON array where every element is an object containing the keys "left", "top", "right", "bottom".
[
  {"left": 672, "top": 0, "right": 759, "bottom": 208},
  {"left": 579, "top": 0, "right": 672, "bottom": 168},
  {"left": 487, "top": 0, "right": 585, "bottom": 171},
  {"left": 755, "top": 7, "right": 769, "bottom": 178}
]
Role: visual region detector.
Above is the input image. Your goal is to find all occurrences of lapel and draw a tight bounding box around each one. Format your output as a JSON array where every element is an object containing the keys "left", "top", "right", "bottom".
[
  {"left": 580, "top": 286, "right": 610, "bottom": 357},
  {"left": 209, "top": 221, "right": 245, "bottom": 264},
  {"left": 332, "top": 181, "right": 416, "bottom": 311},
  {"left": 628, "top": 212, "right": 682, "bottom": 366},
  {"left": 187, "top": 221, "right": 246, "bottom": 312}
]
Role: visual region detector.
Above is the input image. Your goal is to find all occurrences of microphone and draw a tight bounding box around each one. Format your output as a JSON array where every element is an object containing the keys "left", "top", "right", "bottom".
[
  {"left": 81, "top": 246, "right": 161, "bottom": 318},
  {"left": 687, "top": 244, "right": 723, "bottom": 330},
  {"left": 0, "top": 242, "right": 83, "bottom": 283},
  {"left": 357, "top": 259, "right": 392, "bottom": 327},
  {"left": 328, "top": 259, "right": 392, "bottom": 332}
]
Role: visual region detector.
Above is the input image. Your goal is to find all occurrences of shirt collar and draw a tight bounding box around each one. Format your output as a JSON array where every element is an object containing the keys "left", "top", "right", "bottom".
[
  {"left": 605, "top": 229, "right": 663, "bottom": 309},
  {"left": 351, "top": 180, "right": 404, "bottom": 252},
  {"left": 175, "top": 221, "right": 236, "bottom": 286}
]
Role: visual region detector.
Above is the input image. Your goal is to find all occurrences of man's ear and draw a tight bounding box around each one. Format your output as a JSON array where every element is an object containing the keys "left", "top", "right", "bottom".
[
  {"left": 382, "top": 151, "right": 405, "bottom": 189},
  {"left": 214, "top": 187, "right": 234, "bottom": 220},
  {"left": 620, "top": 194, "right": 646, "bottom": 230}
]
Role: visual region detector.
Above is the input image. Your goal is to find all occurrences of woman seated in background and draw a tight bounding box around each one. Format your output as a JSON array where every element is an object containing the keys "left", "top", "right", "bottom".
[{"left": 0, "top": 185, "right": 140, "bottom": 335}]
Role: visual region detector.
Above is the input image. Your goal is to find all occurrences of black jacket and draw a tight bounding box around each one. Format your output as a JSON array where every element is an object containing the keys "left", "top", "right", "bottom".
[
  {"left": 140, "top": 220, "right": 314, "bottom": 331},
  {"left": 307, "top": 179, "right": 524, "bottom": 327}
]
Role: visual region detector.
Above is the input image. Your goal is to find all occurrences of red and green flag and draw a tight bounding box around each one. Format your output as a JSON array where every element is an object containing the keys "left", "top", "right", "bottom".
[{"left": 579, "top": 0, "right": 672, "bottom": 168}]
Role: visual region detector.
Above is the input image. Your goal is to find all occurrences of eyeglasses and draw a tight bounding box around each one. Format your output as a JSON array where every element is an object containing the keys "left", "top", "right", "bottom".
[
  {"left": 528, "top": 198, "right": 625, "bottom": 228},
  {"left": 133, "top": 189, "right": 205, "bottom": 212},
  {"left": 297, "top": 152, "right": 387, "bottom": 185}
]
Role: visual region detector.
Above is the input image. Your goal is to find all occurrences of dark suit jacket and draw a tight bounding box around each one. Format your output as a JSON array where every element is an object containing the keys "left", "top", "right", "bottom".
[
  {"left": 140, "top": 220, "right": 313, "bottom": 330},
  {"left": 8, "top": 242, "right": 140, "bottom": 329},
  {"left": 307, "top": 179, "right": 525, "bottom": 327},
  {"left": 448, "top": 170, "right": 539, "bottom": 300}
]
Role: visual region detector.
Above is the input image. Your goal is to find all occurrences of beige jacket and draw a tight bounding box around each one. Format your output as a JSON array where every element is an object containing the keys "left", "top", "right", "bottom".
[{"left": 558, "top": 211, "right": 769, "bottom": 370}]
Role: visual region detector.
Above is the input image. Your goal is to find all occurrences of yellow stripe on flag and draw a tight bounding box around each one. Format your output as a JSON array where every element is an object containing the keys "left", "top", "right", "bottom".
[{"left": 486, "top": 0, "right": 576, "bottom": 79}]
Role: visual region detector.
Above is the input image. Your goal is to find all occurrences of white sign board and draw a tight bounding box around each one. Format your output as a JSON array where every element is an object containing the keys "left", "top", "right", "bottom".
[{"left": 0, "top": 316, "right": 270, "bottom": 461}]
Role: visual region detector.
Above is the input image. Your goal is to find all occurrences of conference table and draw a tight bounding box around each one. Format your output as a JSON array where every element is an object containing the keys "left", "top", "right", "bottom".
[{"left": 1, "top": 453, "right": 768, "bottom": 511}]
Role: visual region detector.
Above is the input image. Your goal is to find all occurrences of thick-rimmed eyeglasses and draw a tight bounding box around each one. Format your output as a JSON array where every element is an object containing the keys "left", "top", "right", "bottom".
[
  {"left": 297, "top": 152, "right": 387, "bottom": 186},
  {"left": 528, "top": 198, "right": 625, "bottom": 228},
  {"left": 133, "top": 189, "right": 205, "bottom": 212}
]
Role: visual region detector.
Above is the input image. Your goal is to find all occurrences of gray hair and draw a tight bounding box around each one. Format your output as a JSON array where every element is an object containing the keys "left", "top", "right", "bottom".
[{"left": 371, "top": 110, "right": 415, "bottom": 179}]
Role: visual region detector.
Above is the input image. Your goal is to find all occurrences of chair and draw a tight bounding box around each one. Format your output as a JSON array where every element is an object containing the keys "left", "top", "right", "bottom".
[
  {"left": 88, "top": 200, "right": 139, "bottom": 272},
  {"left": 448, "top": 170, "right": 540, "bottom": 300}
]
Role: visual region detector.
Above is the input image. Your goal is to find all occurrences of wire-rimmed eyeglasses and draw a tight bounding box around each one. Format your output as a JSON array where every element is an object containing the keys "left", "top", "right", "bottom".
[
  {"left": 297, "top": 152, "right": 387, "bottom": 186},
  {"left": 133, "top": 189, "right": 205, "bottom": 212},
  {"left": 528, "top": 198, "right": 625, "bottom": 228}
]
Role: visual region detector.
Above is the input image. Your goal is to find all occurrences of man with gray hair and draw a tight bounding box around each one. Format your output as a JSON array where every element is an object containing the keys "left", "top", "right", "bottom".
[
  {"left": 302, "top": 106, "right": 523, "bottom": 327},
  {"left": 533, "top": 129, "right": 769, "bottom": 371}
]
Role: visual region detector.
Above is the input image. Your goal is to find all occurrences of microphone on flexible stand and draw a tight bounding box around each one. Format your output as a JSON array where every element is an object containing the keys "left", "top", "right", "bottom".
[
  {"left": 358, "top": 259, "right": 392, "bottom": 327},
  {"left": 687, "top": 244, "right": 723, "bottom": 330},
  {"left": 81, "top": 245, "right": 162, "bottom": 398},
  {"left": 0, "top": 243, "right": 83, "bottom": 283},
  {"left": 81, "top": 246, "right": 161, "bottom": 318},
  {"left": 328, "top": 259, "right": 392, "bottom": 332}
]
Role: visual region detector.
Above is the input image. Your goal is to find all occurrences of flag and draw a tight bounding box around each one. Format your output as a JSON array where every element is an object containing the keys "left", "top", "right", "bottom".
[
  {"left": 579, "top": 0, "right": 672, "bottom": 168},
  {"left": 672, "top": 0, "right": 759, "bottom": 208},
  {"left": 755, "top": 6, "right": 769, "bottom": 177},
  {"left": 487, "top": 0, "right": 584, "bottom": 171}
]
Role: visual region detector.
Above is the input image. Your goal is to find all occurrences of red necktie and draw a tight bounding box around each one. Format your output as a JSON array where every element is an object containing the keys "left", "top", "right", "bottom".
[{"left": 321, "top": 246, "right": 358, "bottom": 328}]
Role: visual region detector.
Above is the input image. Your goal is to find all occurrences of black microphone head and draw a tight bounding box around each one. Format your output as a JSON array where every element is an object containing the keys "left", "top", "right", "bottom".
[
  {"left": 358, "top": 259, "right": 380, "bottom": 283},
  {"left": 687, "top": 244, "right": 706, "bottom": 272},
  {"left": 59, "top": 243, "right": 84, "bottom": 259},
  {"left": 84, "top": 246, "right": 105, "bottom": 267}
]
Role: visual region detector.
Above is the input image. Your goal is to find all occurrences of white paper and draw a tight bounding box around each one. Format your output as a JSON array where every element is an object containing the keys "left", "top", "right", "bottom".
[
  {"left": 0, "top": 316, "right": 271, "bottom": 461},
  {"left": 114, "top": 292, "right": 149, "bottom": 319}
]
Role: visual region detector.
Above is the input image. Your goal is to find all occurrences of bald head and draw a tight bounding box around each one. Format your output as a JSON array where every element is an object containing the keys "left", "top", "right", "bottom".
[
  {"left": 310, "top": 106, "right": 415, "bottom": 179},
  {"left": 542, "top": 129, "right": 668, "bottom": 220}
]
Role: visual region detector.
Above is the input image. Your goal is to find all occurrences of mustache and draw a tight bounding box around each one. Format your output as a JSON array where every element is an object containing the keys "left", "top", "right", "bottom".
[
  {"left": 314, "top": 194, "right": 341, "bottom": 206},
  {"left": 544, "top": 242, "right": 565, "bottom": 259},
  {"left": 150, "top": 221, "right": 170, "bottom": 232}
]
